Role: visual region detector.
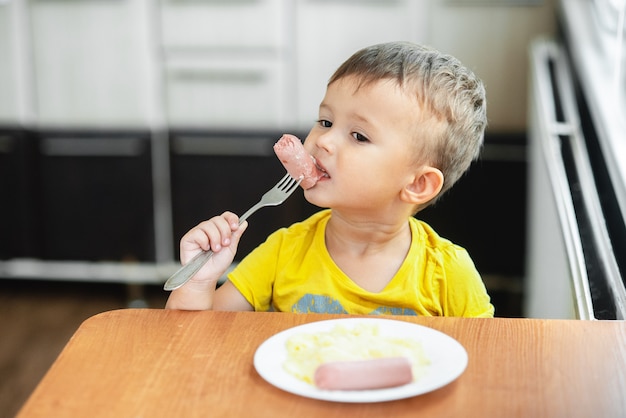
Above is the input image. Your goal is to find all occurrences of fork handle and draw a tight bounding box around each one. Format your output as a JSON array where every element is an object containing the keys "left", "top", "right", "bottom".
[
  {"left": 163, "top": 249, "right": 215, "bottom": 291},
  {"left": 162, "top": 204, "right": 263, "bottom": 291}
]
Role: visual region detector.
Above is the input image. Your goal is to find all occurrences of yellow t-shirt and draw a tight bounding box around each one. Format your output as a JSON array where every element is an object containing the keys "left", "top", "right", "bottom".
[{"left": 228, "top": 210, "right": 494, "bottom": 317}]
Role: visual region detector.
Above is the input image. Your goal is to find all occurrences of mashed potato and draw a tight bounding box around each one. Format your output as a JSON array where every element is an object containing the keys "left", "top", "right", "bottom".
[{"left": 283, "top": 322, "right": 430, "bottom": 385}]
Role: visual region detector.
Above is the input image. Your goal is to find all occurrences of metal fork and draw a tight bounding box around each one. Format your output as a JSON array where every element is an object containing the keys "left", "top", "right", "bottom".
[{"left": 163, "top": 173, "right": 302, "bottom": 291}]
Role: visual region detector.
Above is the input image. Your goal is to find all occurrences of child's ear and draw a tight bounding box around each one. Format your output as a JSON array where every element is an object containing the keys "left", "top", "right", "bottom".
[{"left": 401, "top": 166, "right": 444, "bottom": 205}]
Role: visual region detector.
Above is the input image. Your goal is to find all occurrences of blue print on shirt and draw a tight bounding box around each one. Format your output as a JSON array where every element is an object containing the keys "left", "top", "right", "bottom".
[
  {"left": 370, "top": 307, "right": 418, "bottom": 316},
  {"left": 291, "top": 294, "right": 417, "bottom": 316},
  {"left": 291, "top": 294, "right": 348, "bottom": 314}
]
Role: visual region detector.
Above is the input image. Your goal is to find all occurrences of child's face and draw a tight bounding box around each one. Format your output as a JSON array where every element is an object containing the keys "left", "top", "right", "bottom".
[{"left": 303, "top": 76, "right": 426, "bottom": 214}]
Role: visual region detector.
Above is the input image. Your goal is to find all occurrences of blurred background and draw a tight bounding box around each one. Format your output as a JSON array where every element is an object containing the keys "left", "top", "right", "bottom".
[{"left": 3, "top": 0, "right": 626, "bottom": 415}]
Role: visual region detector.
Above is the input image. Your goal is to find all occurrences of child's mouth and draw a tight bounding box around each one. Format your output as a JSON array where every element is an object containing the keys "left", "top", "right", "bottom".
[{"left": 312, "top": 157, "right": 330, "bottom": 179}]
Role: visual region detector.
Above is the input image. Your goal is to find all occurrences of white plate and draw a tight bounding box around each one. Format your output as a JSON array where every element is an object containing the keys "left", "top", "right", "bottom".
[{"left": 253, "top": 317, "right": 468, "bottom": 403}]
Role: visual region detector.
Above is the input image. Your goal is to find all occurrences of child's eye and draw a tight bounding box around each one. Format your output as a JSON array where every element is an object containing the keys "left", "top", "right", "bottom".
[
  {"left": 351, "top": 132, "right": 370, "bottom": 143},
  {"left": 317, "top": 119, "right": 332, "bottom": 128}
]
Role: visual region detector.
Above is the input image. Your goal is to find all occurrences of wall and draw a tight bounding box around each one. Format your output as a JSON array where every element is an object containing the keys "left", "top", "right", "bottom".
[{"left": 429, "top": 0, "right": 558, "bottom": 131}]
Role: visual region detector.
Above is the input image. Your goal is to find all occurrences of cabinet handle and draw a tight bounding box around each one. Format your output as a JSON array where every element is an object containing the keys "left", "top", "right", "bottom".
[
  {"left": 172, "top": 135, "right": 274, "bottom": 156},
  {"left": 305, "top": 0, "right": 400, "bottom": 4},
  {"left": 40, "top": 137, "right": 146, "bottom": 157},
  {"left": 168, "top": 69, "right": 266, "bottom": 84},
  {"left": 163, "top": 0, "right": 259, "bottom": 4}
]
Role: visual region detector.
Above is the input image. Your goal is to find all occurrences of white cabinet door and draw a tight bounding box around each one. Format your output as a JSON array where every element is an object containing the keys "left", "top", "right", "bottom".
[
  {"left": 29, "top": 0, "right": 153, "bottom": 128},
  {"left": 165, "top": 57, "right": 286, "bottom": 129},
  {"left": 294, "top": 0, "right": 430, "bottom": 130},
  {"left": 0, "top": 2, "right": 23, "bottom": 124},
  {"left": 160, "top": 0, "right": 285, "bottom": 50},
  {"left": 159, "top": 0, "right": 289, "bottom": 129}
]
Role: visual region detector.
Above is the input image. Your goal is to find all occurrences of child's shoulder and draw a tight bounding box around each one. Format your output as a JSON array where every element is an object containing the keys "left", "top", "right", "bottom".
[
  {"left": 276, "top": 209, "right": 330, "bottom": 238},
  {"left": 410, "top": 217, "right": 469, "bottom": 255},
  {"left": 410, "top": 218, "right": 479, "bottom": 280}
]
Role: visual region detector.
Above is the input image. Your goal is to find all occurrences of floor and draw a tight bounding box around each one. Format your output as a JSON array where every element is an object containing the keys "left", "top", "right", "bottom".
[{"left": 0, "top": 280, "right": 168, "bottom": 418}]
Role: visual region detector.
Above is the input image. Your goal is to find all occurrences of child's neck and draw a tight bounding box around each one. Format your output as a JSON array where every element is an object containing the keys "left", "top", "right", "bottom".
[{"left": 324, "top": 214, "right": 412, "bottom": 293}]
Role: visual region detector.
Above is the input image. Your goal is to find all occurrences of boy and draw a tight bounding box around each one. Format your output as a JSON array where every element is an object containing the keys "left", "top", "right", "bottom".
[{"left": 166, "top": 41, "right": 494, "bottom": 317}]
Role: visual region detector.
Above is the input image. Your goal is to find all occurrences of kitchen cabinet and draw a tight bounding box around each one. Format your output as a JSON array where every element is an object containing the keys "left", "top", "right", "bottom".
[
  {"left": 159, "top": 0, "right": 291, "bottom": 129},
  {"left": 2, "top": 0, "right": 557, "bottom": 131},
  {"left": 164, "top": 58, "right": 288, "bottom": 129},
  {"left": 0, "top": 128, "right": 39, "bottom": 259},
  {"left": 159, "top": 0, "right": 431, "bottom": 130},
  {"left": 6, "top": 0, "right": 487, "bottom": 132},
  {"left": 160, "top": 0, "right": 284, "bottom": 50},
  {"left": 0, "top": 0, "right": 33, "bottom": 124},
  {"left": 28, "top": 0, "right": 153, "bottom": 127},
  {"left": 36, "top": 131, "right": 155, "bottom": 262},
  {"left": 0, "top": 4, "right": 19, "bottom": 122}
]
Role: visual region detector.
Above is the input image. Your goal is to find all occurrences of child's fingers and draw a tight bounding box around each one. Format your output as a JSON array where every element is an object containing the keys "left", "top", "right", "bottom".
[
  {"left": 186, "top": 212, "right": 241, "bottom": 251},
  {"left": 220, "top": 211, "right": 240, "bottom": 229},
  {"left": 208, "top": 212, "right": 239, "bottom": 250},
  {"left": 181, "top": 226, "right": 208, "bottom": 252},
  {"left": 179, "top": 212, "right": 247, "bottom": 267},
  {"left": 195, "top": 221, "right": 227, "bottom": 253},
  {"left": 179, "top": 228, "right": 208, "bottom": 265}
]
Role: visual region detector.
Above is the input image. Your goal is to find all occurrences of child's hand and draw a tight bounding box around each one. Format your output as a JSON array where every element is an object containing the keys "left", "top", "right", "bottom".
[{"left": 179, "top": 211, "right": 247, "bottom": 287}]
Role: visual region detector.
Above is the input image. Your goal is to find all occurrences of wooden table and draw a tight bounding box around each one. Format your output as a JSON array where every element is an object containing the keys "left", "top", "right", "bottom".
[{"left": 17, "top": 310, "right": 626, "bottom": 418}]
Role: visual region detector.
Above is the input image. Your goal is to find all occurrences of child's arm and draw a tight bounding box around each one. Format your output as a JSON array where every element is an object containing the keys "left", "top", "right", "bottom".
[{"left": 165, "top": 211, "right": 248, "bottom": 311}]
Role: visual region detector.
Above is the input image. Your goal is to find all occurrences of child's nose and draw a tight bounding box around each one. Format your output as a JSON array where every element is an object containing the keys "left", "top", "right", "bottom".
[{"left": 308, "top": 130, "right": 335, "bottom": 154}]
